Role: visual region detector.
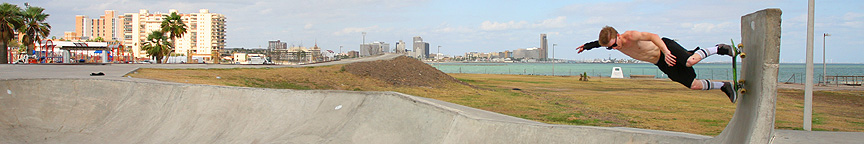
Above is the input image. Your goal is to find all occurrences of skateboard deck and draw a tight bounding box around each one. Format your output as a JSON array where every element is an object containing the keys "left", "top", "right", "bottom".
[{"left": 730, "top": 40, "right": 746, "bottom": 94}]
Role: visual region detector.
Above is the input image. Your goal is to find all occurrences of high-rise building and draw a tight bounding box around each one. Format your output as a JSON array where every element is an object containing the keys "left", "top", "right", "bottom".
[
  {"left": 121, "top": 9, "right": 226, "bottom": 61},
  {"left": 513, "top": 47, "right": 542, "bottom": 59},
  {"left": 395, "top": 40, "right": 406, "bottom": 54},
  {"left": 412, "top": 36, "right": 429, "bottom": 59},
  {"left": 268, "top": 40, "right": 288, "bottom": 50},
  {"left": 73, "top": 15, "right": 90, "bottom": 40},
  {"left": 540, "top": 34, "right": 548, "bottom": 60},
  {"left": 360, "top": 42, "right": 389, "bottom": 56},
  {"left": 90, "top": 10, "right": 117, "bottom": 41}
]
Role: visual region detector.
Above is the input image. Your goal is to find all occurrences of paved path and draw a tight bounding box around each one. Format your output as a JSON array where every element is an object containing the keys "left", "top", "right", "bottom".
[{"left": 0, "top": 53, "right": 404, "bottom": 80}]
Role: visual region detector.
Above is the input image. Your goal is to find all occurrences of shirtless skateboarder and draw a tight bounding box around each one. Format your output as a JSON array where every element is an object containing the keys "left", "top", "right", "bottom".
[{"left": 576, "top": 26, "right": 738, "bottom": 103}]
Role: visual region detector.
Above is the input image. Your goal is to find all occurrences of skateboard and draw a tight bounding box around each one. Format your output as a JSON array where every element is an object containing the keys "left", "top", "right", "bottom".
[{"left": 730, "top": 40, "right": 746, "bottom": 94}]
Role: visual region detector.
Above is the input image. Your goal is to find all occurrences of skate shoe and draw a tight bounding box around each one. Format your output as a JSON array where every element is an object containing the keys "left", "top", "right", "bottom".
[
  {"left": 721, "top": 82, "right": 737, "bottom": 103},
  {"left": 716, "top": 44, "right": 735, "bottom": 56}
]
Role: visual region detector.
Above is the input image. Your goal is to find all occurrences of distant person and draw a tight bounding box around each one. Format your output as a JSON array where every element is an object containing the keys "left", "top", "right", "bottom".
[{"left": 576, "top": 26, "right": 738, "bottom": 103}]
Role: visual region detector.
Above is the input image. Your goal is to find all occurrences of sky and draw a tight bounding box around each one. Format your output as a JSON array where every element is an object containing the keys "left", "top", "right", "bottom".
[{"left": 8, "top": 0, "right": 864, "bottom": 63}]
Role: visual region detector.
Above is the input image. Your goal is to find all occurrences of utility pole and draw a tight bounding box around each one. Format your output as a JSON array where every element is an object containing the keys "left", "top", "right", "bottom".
[
  {"left": 804, "top": 0, "right": 815, "bottom": 131},
  {"left": 823, "top": 33, "right": 830, "bottom": 85},
  {"left": 362, "top": 32, "right": 366, "bottom": 57},
  {"left": 552, "top": 44, "right": 557, "bottom": 76}
]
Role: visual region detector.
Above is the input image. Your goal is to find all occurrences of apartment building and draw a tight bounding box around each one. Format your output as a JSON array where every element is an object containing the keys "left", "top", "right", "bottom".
[
  {"left": 65, "top": 11, "right": 114, "bottom": 41},
  {"left": 65, "top": 9, "right": 226, "bottom": 62},
  {"left": 121, "top": 9, "right": 226, "bottom": 61}
]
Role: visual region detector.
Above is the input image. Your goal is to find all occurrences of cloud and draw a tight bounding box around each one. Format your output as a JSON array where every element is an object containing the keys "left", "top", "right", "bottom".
[
  {"left": 840, "top": 12, "right": 863, "bottom": 28},
  {"left": 842, "top": 12, "right": 863, "bottom": 21},
  {"left": 304, "top": 23, "right": 314, "bottom": 30},
  {"left": 333, "top": 26, "right": 380, "bottom": 36},
  {"left": 535, "top": 16, "right": 568, "bottom": 28},
  {"left": 480, "top": 16, "right": 568, "bottom": 31},
  {"left": 480, "top": 20, "right": 529, "bottom": 31},
  {"left": 679, "top": 22, "right": 733, "bottom": 33}
]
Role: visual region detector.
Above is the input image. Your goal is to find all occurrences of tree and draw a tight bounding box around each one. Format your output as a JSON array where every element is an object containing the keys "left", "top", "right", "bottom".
[
  {"left": 0, "top": 3, "right": 22, "bottom": 64},
  {"left": 93, "top": 36, "right": 103, "bottom": 42},
  {"left": 161, "top": 12, "right": 187, "bottom": 63},
  {"left": 141, "top": 30, "right": 171, "bottom": 64},
  {"left": 18, "top": 4, "right": 50, "bottom": 56}
]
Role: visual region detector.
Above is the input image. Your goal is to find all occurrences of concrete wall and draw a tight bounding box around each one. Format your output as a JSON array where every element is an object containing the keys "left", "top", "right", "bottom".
[{"left": 707, "top": 8, "right": 782, "bottom": 144}]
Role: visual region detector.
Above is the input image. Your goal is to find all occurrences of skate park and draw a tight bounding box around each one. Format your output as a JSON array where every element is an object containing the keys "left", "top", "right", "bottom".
[{"left": 2, "top": 9, "right": 863, "bottom": 143}]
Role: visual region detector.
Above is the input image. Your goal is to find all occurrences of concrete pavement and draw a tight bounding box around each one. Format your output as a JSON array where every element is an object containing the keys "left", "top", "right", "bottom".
[{"left": 2, "top": 10, "right": 864, "bottom": 143}]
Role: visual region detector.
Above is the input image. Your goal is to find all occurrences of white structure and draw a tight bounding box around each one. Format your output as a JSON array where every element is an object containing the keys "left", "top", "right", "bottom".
[
  {"left": 412, "top": 36, "right": 429, "bottom": 59},
  {"left": 395, "top": 40, "right": 406, "bottom": 54},
  {"left": 360, "top": 42, "right": 389, "bottom": 57},
  {"left": 122, "top": 9, "right": 226, "bottom": 62},
  {"left": 512, "top": 47, "right": 542, "bottom": 59},
  {"left": 611, "top": 67, "right": 624, "bottom": 78}
]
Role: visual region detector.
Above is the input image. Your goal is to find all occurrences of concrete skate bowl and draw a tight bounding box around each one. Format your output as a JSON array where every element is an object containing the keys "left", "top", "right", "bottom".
[{"left": 0, "top": 79, "right": 713, "bottom": 143}]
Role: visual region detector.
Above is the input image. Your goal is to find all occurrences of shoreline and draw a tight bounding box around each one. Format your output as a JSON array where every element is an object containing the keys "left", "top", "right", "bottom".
[{"left": 449, "top": 73, "right": 864, "bottom": 91}]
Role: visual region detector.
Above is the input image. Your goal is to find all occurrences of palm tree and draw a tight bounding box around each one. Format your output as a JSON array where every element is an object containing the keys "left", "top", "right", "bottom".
[
  {"left": 141, "top": 30, "right": 171, "bottom": 63},
  {"left": 18, "top": 4, "right": 50, "bottom": 56},
  {"left": 0, "top": 3, "right": 22, "bottom": 64},
  {"left": 93, "top": 36, "right": 104, "bottom": 42},
  {"left": 161, "top": 12, "right": 187, "bottom": 63}
]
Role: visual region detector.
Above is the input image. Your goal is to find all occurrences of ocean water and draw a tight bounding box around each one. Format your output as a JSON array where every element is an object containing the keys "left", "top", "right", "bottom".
[{"left": 429, "top": 63, "right": 864, "bottom": 84}]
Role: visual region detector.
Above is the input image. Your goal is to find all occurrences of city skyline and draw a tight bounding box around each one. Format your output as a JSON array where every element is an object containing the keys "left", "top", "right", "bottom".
[{"left": 10, "top": 0, "right": 864, "bottom": 63}]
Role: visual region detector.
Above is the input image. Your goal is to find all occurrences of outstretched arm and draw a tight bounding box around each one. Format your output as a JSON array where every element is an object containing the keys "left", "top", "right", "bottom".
[{"left": 576, "top": 41, "right": 601, "bottom": 54}]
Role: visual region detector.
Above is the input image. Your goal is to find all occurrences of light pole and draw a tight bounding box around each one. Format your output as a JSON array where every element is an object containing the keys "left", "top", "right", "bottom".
[
  {"left": 362, "top": 32, "right": 366, "bottom": 57},
  {"left": 552, "top": 43, "right": 557, "bottom": 76},
  {"left": 823, "top": 33, "right": 830, "bottom": 85},
  {"left": 804, "top": 0, "right": 814, "bottom": 131},
  {"left": 437, "top": 46, "right": 441, "bottom": 60}
]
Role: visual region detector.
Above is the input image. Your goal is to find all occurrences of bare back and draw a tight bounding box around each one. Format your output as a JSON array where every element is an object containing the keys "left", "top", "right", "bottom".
[{"left": 617, "top": 31, "right": 662, "bottom": 64}]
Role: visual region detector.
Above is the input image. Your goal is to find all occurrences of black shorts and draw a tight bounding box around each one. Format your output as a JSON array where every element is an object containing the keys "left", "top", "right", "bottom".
[{"left": 655, "top": 38, "right": 696, "bottom": 88}]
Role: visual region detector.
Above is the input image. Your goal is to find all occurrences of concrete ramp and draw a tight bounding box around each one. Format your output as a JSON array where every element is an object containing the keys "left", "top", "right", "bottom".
[
  {"left": 707, "top": 9, "right": 781, "bottom": 144},
  {"left": 0, "top": 79, "right": 710, "bottom": 143},
  {"left": 2, "top": 9, "right": 862, "bottom": 144}
]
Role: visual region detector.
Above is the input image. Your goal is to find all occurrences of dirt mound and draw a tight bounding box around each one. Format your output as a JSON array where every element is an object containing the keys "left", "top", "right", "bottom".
[{"left": 344, "top": 56, "right": 468, "bottom": 88}]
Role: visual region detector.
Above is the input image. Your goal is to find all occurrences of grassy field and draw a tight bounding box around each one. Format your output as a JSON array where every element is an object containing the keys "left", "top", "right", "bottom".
[{"left": 128, "top": 66, "right": 864, "bottom": 136}]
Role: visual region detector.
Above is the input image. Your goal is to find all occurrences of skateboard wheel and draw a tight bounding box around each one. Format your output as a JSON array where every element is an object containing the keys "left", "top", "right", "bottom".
[
  {"left": 739, "top": 89, "right": 747, "bottom": 94},
  {"left": 738, "top": 80, "right": 745, "bottom": 84},
  {"left": 737, "top": 43, "right": 743, "bottom": 48},
  {"left": 740, "top": 52, "right": 746, "bottom": 58}
]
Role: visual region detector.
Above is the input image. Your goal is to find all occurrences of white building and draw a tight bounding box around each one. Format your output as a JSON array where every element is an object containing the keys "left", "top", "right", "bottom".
[
  {"left": 412, "top": 36, "right": 429, "bottom": 59},
  {"left": 395, "top": 40, "right": 406, "bottom": 54},
  {"left": 360, "top": 42, "right": 389, "bottom": 57},
  {"left": 512, "top": 47, "right": 542, "bottom": 60},
  {"left": 122, "top": 9, "right": 226, "bottom": 62}
]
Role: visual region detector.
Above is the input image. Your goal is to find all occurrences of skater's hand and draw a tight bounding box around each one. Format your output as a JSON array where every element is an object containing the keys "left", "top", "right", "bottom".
[
  {"left": 664, "top": 51, "right": 676, "bottom": 66},
  {"left": 576, "top": 45, "right": 585, "bottom": 53}
]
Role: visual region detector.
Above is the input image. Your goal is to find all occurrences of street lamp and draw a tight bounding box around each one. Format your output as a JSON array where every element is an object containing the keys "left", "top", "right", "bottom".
[
  {"left": 437, "top": 46, "right": 441, "bottom": 60},
  {"left": 552, "top": 43, "right": 557, "bottom": 76},
  {"left": 823, "top": 33, "right": 830, "bottom": 85}
]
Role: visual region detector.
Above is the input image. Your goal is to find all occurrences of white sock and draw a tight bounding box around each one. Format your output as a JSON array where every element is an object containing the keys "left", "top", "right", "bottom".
[
  {"left": 696, "top": 46, "right": 720, "bottom": 58},
  {"left": 700, "top": 80, "right": 724, "bottom": 90}
]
